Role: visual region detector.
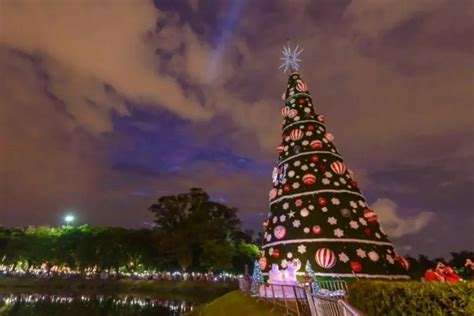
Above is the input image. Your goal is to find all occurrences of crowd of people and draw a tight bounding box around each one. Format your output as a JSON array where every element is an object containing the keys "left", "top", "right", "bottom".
[{"left": 424, "top": 259, "right": 474, "bottom": 282}]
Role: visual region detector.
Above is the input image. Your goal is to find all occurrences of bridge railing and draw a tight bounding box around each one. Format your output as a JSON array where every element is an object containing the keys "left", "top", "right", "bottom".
[{"left": 238, "top": 278, "right": 363, "bottom": 316}]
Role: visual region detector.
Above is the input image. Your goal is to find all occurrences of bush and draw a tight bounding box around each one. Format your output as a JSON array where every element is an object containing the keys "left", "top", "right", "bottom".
[{"left": 348, "top": 281, "right": 474, "bottom": 316}]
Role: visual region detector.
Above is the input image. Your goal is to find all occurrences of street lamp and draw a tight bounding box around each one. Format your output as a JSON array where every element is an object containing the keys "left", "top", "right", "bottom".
[{"left": 64, "top": 214, "right": 75, "bottom": 225}]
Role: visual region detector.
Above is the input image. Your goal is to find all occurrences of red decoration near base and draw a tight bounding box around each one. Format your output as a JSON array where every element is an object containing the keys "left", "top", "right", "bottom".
[
  {"left": 317, "top": 197, "right": 327, "bottom": 206},
  {"left": 351, "top": 261, "right": 362, "bottom": 273}
]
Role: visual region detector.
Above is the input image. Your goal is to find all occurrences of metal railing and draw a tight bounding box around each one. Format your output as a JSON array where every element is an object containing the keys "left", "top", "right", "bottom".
[
  {"left": 237, "top": 278, "right": 362, "bottom": 316},
  {"left": 254, "top": 282, "right": 311, "bottom": 316}
]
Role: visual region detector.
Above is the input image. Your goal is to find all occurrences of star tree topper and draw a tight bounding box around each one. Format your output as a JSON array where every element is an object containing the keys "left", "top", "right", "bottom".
[{"left": 278, "top": 41, "right": 304, "bottom": 73}]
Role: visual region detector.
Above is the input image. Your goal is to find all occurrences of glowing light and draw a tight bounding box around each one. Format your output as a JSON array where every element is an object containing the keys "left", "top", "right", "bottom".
[{"left": 64, "top": 214, "right": 75, "bottom": 224}]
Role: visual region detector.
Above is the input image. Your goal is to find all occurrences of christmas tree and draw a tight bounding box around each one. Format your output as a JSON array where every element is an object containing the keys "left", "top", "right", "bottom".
[{"left": 260, "top": 43, "right": 409, "bottom": 279}]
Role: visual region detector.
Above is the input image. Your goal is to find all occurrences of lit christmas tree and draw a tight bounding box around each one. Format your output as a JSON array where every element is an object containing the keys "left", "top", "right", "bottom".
[
  {"left": 260, "top": 42, "right": 409, "bottom": 280},
  {"left": 251, "top": 260, "right": 264, "bottom": 295}
]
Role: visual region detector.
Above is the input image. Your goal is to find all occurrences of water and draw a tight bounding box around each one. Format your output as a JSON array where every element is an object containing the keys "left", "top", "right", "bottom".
[{"left": 0, "top": 293, "right": 197, "bottom": 316}]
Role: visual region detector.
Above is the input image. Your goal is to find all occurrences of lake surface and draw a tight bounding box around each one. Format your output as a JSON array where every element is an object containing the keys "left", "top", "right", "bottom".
[{"left": 0, "top": 293, "right": 198, "bottom": 316}]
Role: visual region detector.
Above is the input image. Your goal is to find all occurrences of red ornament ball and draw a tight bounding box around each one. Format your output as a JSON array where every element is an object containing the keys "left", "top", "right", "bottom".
[
  {"left": 303, "top": 174, "right": 316, "bottom": 185},
  {"left": 283, "top": 184, "right": 291, "bottom": 192},
  {"left": 311, "top": 155, "right": 319, "bottom": 163},
  {"left": 317, "top": 197, "right": 327, "bottom": 206},
  {"left": 276, "top": 145, "right": 285, "bottom": 154},
  {"left": 298, "top": 98, "right": 305, "bottom": 104},
  {"left": 295, "top": 199, "right": 303, "bottom": 207},
  {"left": 307, "top": 125, "right": 315, "bottom": 131},
  {"left": 363, "top": 208, "right": 378, "bottom": 223},
  {"left": 272, "top": 249, "right": 280, "bottom": 258},
  {"left": 351, "top": 180, "right": 358, "bottom": 188},
  {"left": 364, "top": 227, "right": 371, "bottom": 236},
  {"left": 310, "top": 140, "right": 323, "bottom": 150},
  {"left": 351, "top": 261, "right": 362, "bottom": 273},
  {"left": 312, "top": 225, "right": 322, "bottom": 235}
]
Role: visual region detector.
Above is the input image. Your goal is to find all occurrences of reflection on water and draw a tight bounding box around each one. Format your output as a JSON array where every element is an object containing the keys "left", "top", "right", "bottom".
[{"left": 0, "top": 293, "right": 196, "bottom": 316}]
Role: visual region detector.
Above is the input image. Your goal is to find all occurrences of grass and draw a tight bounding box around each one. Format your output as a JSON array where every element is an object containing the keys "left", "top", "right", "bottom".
[
  {"left": 0, "top": 277, "right": 236, "bottom": 302},
  {"left": 190, "top": 290, "right": 284, "bottom": 316}
]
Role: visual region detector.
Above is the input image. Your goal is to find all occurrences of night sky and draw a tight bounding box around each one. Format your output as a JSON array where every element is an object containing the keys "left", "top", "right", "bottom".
[{"left": 1, "top": 0, "right": 473, "bottom": 258}]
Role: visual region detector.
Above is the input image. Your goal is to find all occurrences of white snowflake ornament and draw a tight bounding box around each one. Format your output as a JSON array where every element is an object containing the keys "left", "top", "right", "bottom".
[
  {"left": 297, "top": 244, "right": 307, "bottom": 254},
  {"left": 334, "top": 228, "right": 344, "bottom": 237},
  {"left": 338, "top": 252, "right": 349, "bottom": 263},
  {"left": 279, "top": 42, "right": 304, "bottom": 73},
  {"left": 356, "top": 248, "right": 367, "bottom": 258},
  {"left": 328, "top": 217, "right": 337, "bottom": 225}
]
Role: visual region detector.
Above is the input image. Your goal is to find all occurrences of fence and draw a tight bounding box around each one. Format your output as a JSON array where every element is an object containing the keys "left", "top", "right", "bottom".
[{"left": 238, "top": 278, "right": 363, "bottom": 316}]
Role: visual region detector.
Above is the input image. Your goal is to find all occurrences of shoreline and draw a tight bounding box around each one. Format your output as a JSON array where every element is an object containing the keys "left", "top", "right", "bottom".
[{"left": 0, "top": 277, "right": 236, "bottom": 302}]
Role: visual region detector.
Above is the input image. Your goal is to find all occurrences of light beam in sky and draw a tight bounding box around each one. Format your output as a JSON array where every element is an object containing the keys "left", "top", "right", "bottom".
[{"left": 205, "top": 0, "right": 246, "bottom": 83}]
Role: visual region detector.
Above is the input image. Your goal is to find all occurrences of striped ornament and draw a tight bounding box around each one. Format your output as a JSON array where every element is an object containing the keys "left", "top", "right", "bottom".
[
  {"left": 315, "top": 248, "right": 336, "bottom": 269},
  {"left": 290, "top": 129, "right": 304, "bottom": 141},
  {"left": 276, "top": 145, "right": 285, "bottom": 154},
  {"left": 281, "top": 106, "right": 290, "bottom": 117},
  {"left": 296, "top": 79, "right": 309, "bottom": 92},
  {"left": 330, "top": 161, "right": 346, "bottom": 175},
  {"left": 302, "top": 174, "right": 316, "bottom": 185},
  {"left": 317, "top": 114, "right": 325, "bottom": 122}
]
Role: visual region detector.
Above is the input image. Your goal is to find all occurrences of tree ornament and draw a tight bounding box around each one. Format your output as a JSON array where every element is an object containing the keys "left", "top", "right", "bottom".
[
  {"left": 363, "top": 208, "right": 378, "bottom": 223},
  {"left": 330, "top": 161, "right": 346, "bottom": 175},
  {"left": 311, "top": 155, "right": 319, "bottom": 163},
  {"left": 340, "top": 208, "right": 351, "bottom": 217},
  {"left": 269, "top": 188, "right": 277, "bottom": 200},
  {"left": 312, "top": 225, "right": 322, "bottom": 234},
  {"left": 293, "top": 145, "right": 301, "bottom": 154},
  {"left": 325, "top": 132, "right": 334, "bottom": 142},
  {"left": 263, "top": 220, "right": 269, "bottom": 229},
  {"left": 283, "top": 184, "right": 291, "bottom": 192},
  {"left": 281, "top": 93, "right": 286, "bottom": 101},
  {"left": 274, "top": 225, "right": 286, "bottom": 239},
  {"left": 351, "top": 261, "right": 362, "bottom": 273},
  {"left": 298, "top": 98, "right": 305, "bottom": 105},
  {"left": 351, "top": 180, "right": 358, "bottom": 188},
  {"left": 307, "top": 125, "right": 315, "bottom": 131},
  {"left": 288, "top": 109, "right": 298, "bottom": 118},
  {"left": 300, "top": 208, "right": 309, "bottom": 217},
  {"left": 290, "top": 129, "right": 304, "bottom": 141},
  {"left": 279, "top": 42, "right": 303, "bottom": 73},
  {"left": 276, "top": 145, "right": 285, "bottom": 154},
  {"left": 364, "top": 227, "right": 371, "bottom": 236},
  {"left": 368, "top": 251, "right": 379, "bottom": 262},
  {"left": 310, "top": 140, "right": 323, "bottom": 150},
  {"left": 281, "top": 106, "right": 290, "bottom": 117},
  {"left": 272, "top": 249, "right": 280, "bottom": 258},
  {"left": 317, "top": 197, "right": 327, "bottom": 206},
  {"left": 317, "top": 114, "right": 325, "bottom": 122},
  {"left": 295, "top": 199, "right": 303, "bottom": 207},
  {"left": 296, "top": 79, "right": 308, "bottom": 92},
  {"left": 315, "top": 248, "right": 336, "bottom": 269},
  {"left": 396, "top": 256, "right": 410, "bottom": 271},
  {"left": 303, "top": 174, "right": 316, "bottom": 185}
]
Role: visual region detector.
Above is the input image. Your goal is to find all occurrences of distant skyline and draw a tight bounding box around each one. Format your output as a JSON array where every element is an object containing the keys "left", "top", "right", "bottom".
[{"left": 1, "top": 0, "right": 473, "bottom": 258}]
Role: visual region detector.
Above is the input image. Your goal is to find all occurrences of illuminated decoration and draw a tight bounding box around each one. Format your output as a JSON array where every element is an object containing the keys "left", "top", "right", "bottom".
[
  {"left": 260, "top": 43, "right": 410, "bottom": 280},
  {"left": 278, "top": 42, "right": 304, "bottom": 73}
]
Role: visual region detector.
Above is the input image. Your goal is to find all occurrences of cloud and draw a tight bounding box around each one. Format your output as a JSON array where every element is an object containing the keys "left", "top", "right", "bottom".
[
  {"left": 1, "top": 0, "right": 212, "bottom": 136},
  {"left": 371, "top": 198, "right": 434, "bottom": 238},
  {"left": 343, "top": 0, "right": 447, "bottom": 39}
]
